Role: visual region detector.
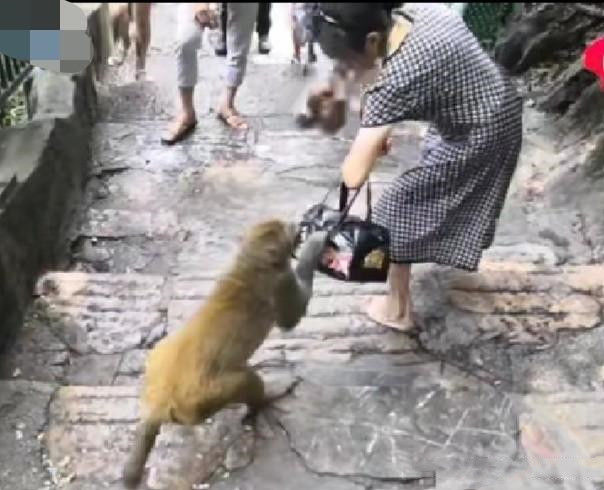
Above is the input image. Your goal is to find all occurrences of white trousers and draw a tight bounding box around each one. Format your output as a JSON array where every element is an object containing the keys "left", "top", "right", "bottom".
[{"left": 176, "top": 3, "right": 259, "bottom": 88}]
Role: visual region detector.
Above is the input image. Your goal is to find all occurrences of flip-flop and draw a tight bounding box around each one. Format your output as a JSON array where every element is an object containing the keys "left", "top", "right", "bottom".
[
  {"left": 217, "top": 110, "right": 248, "bottom": 130},
  {"left": 160, "top": 120, "right": 197, "bottom": 146},
  {"left": 362, "top": 296, "right": 416, "bottom": 332}
]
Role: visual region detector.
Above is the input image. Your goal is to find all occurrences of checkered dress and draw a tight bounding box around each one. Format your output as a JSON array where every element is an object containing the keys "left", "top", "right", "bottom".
[{"left": 361, "top": 3, "right": 523, "bottom": 272}]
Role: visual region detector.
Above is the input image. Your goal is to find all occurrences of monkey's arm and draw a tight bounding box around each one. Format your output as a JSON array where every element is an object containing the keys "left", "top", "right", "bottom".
[{"left": 274, "top": 231, "right": 328, "bottom": 330}]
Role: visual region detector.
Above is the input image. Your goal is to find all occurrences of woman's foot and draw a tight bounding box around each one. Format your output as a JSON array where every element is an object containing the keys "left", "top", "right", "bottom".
[
  {"left": 364, "top": 295, "right": 415, "bottom": 332},
  {"left": 217, "top": 106, "right": 248, "bottom": 130},
  {"left": 160, "top": 114, "right": 197, "bottom": 145},
  {"left": 135, "top": 69, "right": 151, "bottom": 82},
  {"left": 108, "top": 46, "right": 127, "bottom": 66}
]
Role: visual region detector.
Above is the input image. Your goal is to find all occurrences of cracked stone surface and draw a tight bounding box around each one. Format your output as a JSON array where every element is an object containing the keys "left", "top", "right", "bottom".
[{"left": 2, "top": 3, "right": 604, "bottom": 489}]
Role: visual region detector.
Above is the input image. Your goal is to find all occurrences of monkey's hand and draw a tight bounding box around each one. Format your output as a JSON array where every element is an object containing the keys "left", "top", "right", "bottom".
[
  {"left": 274, "top": 232, "right": 329, "bottom": 331},
  {"left": 295, "top": 231, "right": 329, "bottom": 281}
]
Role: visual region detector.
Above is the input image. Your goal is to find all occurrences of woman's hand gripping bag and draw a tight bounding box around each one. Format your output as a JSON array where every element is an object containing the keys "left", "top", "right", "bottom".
[{"left": 297, "top": 182, "right": 390, "bottom": 283}]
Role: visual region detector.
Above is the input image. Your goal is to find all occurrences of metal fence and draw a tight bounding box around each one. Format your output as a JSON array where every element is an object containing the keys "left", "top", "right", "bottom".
[{"left": 0, "top": 53, "right": 33, "bottom": 114}]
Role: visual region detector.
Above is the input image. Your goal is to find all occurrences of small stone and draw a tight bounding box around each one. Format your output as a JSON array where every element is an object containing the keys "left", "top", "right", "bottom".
[
  {"left": 192, "top": 484, "right": 210, "bottom": 490},
  {"left": 12, "top": 368, "right": 21, "bottom": 377},
  {"left": 58, "top": 472, "right": 76, "bottom": 486},
  {"left": 15, "top": 430, "right": 23, "bottom": 440},
  {"left": 58, "top": 456, "right": 71, "bottom": 468},
  {"left": 50, "top": 352, "right": 70, "bottom": 366}
]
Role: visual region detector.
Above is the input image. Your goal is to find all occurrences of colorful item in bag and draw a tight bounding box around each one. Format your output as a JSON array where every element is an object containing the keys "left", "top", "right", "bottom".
[
  {"left": 321, "top": 246, "right": 352, "bottom": 278},
  {"left": 584, "top": 37, "right": 604, "bottom": 90}
]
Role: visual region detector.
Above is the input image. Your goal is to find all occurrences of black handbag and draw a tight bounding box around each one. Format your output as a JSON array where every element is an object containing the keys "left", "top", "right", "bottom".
[{"left": 297, "top": 182, "right": 390, "bottom": 283}]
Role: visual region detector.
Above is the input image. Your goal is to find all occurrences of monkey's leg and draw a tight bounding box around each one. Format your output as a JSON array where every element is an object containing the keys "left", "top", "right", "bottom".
[
  {"left": 122, "top": 419, "right": 161, "bottom": 489},
  {"left": 204, "top": 369, "right": 265, "bottom": 426}
]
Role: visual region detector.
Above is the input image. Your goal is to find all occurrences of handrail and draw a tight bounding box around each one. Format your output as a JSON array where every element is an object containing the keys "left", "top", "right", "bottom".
[{"left": 0, "top": 53, "right": 33, "bottom": 111}]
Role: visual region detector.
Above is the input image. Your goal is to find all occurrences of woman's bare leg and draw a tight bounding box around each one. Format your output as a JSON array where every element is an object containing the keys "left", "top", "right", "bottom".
[
  {"left": 133, "top": 3, "right": 151, "bottom": 79},
  {"left": 365, "top": 263, "right": 414, "bottom": 331}
]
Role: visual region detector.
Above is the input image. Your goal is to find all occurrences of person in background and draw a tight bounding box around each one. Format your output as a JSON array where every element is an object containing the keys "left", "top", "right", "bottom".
[
  {"left": 215, "top": 3, "right": 272, "bottom": 56},
  {"left": 292, "top": 3, "right": 319, "bottom": 70},
  {"left": 162, "top": 3, "right": 258, "bottom": 145},
  {"left": 305, "top": 3, "right": 523, "bottom": 331},
  {"left": 108, "top": 3, "right": 152, "bottom": 81}
]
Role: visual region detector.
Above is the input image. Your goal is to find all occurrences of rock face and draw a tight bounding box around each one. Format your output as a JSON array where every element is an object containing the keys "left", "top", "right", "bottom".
[{"left": 0, "top": 2, "right": 112, "bottom": 353}]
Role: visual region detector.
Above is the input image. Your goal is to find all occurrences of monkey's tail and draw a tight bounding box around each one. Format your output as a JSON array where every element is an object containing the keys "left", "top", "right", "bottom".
[{"left": 122, "top": 419, "right": 161, "bottom": 489}]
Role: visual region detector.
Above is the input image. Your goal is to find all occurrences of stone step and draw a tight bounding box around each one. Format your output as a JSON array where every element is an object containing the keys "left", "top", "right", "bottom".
[
  {"left": 39, "top": 353, "right": 520, "bottom": 490},
  {"left": 33, "top": 272, "right": 167, "bottom": 355},
  {"left": 521, "top": 391, "right": 604, "bottom": 481},
  {"left": 415, "top": 262, "right": 604, "bottom": 345},
  {"left": 22, "top": 385, "right": 603, "bottom": 490},
  {"left": 31, "top": 262, "right": 604, "bottom": 362}
]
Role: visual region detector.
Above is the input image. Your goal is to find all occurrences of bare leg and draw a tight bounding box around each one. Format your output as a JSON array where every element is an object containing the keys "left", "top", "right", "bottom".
[
  {"left": 217, "top": 3, "right": 257, "bottom": 130},
  {"left": 133, "top": 3, "right": 151, "bottom": 79},
  {"left": 109, "top": 4, "right": 130, "bottom": 66},
  {"left": 162, "top": 4, "right": 201, "bottom": 144},
  {"left": 218, "top": 86, "right": 248, "bottom": 129},
  {"left": 162, "top": 87, "right": 197, "bottom": 144},
  {"left": 292, "top": 29, "right": 301, "bottom": 63},
  {"left": 364, "top": 263, "right": 414, "bottom": 331},
  {"left": 308, "top": 41, "right": 316, "bottom": 63}
]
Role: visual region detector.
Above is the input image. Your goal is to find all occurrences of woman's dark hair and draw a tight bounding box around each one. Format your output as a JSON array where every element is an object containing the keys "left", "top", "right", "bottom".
[{"left": 316, "top": 3, "right": 401, "bottom": 59}]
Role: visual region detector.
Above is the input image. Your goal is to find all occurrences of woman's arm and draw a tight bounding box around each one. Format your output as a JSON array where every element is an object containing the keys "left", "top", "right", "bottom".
[{"left": 342, "top": 126, "right": 392, "bottom": 188}]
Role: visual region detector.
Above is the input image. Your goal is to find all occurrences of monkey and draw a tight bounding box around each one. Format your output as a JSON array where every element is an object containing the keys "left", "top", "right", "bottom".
[
  {"left": 274, "top": 230, "right": 329, "bottom": 329},
  {"left": 122, "top": 221, "right": 328, "bottom": 489}
]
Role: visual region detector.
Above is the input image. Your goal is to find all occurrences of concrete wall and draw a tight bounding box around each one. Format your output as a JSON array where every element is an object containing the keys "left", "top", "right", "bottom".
[{"left": 0, "top": 4, "right": 111, "bottom": 353}]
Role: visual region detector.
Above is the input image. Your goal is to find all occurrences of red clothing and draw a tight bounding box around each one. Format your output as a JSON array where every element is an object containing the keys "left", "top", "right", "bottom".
[{"left": 583, "top": 37, "right": 604, "bottom": 89}]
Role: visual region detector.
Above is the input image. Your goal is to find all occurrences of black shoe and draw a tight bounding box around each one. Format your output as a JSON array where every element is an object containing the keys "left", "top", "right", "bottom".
[
  {"left": 215, "top": 40, "right": 227, "bottom": 57},
  {"left": 258, "top": 35, "right": 271, "bottom": 54}
]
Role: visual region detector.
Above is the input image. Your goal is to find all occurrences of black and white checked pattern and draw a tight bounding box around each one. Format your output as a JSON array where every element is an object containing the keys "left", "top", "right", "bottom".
[{"left": 361, "top": 4, "right": 523, "bottom": 272}]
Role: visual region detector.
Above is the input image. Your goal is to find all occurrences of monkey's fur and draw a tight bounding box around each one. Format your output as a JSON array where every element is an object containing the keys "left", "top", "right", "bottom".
[{"left": 122, "top": 220, "right": 327, "bottom": 488}]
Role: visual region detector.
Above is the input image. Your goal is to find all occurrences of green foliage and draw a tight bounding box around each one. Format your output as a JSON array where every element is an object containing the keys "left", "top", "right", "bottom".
[
  {"left": 462, "top": 3, "right": 516, "bottom": 52},
  {"left": 0, "top": 86, "right": 29, "bottom": 128}
]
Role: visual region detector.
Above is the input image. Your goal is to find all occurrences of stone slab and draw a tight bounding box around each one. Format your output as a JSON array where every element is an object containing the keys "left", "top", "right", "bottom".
[
  {"left": 0, "top": 380, "right": 58, "bottom": 489},
  {"left": 34, "top": 272, "right": 167, "bottom": 354}
]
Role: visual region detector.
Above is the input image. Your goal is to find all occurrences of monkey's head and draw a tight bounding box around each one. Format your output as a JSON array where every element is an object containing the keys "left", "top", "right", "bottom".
[{"left": 238, "top": 219, "right": 299, "bottom": 273}]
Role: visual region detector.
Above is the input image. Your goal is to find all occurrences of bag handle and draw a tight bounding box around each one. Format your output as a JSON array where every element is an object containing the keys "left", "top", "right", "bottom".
[{"left": 338, "top": 180, "right": 373, "bottom": 223}]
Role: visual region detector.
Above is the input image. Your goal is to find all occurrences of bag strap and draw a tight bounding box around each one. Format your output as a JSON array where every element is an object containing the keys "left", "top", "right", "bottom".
[{"left": 339, "top": 181, "right": 373, "bottom": 223}]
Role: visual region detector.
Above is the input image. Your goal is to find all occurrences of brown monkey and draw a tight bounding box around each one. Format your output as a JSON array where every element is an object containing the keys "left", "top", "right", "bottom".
[{"left": 122, "top": 220, "right": 327, "bottom": 488}]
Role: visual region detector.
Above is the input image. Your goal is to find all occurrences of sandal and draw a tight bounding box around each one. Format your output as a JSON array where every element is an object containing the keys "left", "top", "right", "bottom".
[
  {"left": 160, "top": 119, "right": 197, "bottom": 146},
  {"left": 217, "top": 109, "right": 248, "bottom": 130}
]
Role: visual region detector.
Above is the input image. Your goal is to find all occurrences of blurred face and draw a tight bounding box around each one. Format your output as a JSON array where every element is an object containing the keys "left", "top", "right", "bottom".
[
  {"left": 344, "top": 32, "right": 384, "bottom": 74},
  {"left": 317, "top": 17, "right": 387, "bottom": 77}
]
